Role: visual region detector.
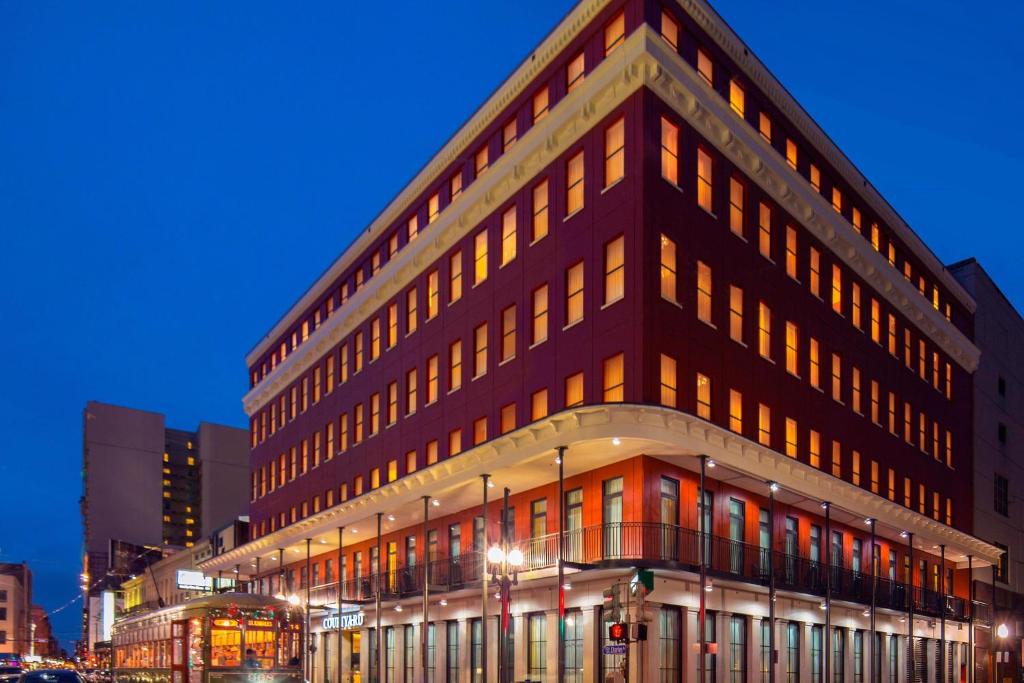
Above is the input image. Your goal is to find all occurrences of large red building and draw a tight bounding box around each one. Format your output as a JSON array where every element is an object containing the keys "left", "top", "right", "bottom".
[{"left": 201, "top": 1, "right": 1000, "bottom": 682}]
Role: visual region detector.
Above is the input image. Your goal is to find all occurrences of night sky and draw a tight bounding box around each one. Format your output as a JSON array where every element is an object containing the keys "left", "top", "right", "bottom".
[{"left": 1, "top": 0, "right": 1021, "bottom": 651}]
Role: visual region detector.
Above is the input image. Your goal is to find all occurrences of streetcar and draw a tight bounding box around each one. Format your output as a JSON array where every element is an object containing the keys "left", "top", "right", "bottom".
[{"left": 112, "top": 593, "right": 303, "bottom": 683}]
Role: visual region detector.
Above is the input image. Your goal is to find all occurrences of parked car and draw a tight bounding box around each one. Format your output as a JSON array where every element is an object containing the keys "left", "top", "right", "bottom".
[
  {"left": 18, "top": 671, "right": 83, "bottom": 683},
  {"left": 0, "top": 667, "right": 24, "bottom": 683}
]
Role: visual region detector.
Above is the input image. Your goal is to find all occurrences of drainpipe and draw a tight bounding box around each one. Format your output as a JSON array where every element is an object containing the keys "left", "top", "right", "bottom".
[
  {"left": 556, "top": 445, "right": 567, "bottom": 683},
  {"left": 481, "top": 474, "right": 490, "bottom": 683},
  {"left": 907, "top": 532, "right": 915, "bottom": 683},
  {"left": 824, "top": 502, "right": 832, "bottom": 683},
  {"left": 337, "top": 526, "right": 344, "bottom": 683},
  {"left": 768, "top": 481, "right": 778, "bottom": 683},
  {"left": 869, "top": 518, "right": 877, "bottom": 683},
  {"left": 698, "top": 454, "right": 708, "bottom": 683}
]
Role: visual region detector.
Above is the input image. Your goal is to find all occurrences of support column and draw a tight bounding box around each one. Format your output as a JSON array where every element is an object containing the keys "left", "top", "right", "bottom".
[
  {"left": 337, "top": 526, "right": 344, "bottom": 683},
  {"left": 968, "top": 555, "right": 975, "bottom": 683},
  {"left": 580, "top": 607, "right": 596, "bottom": 683},
  {"left": 717, "top": 611, "right": 732, "bottom": 683},
  {"left": 480, "top": 474, "right": 490, "bottom": 683},
  {"left": 769, "top": 481, "right": 778, "bottom": 683},
  {"left": 940, "top": 545, "right": 947, "bottom": 683},
  {"left": 421, "top": 497, "right": 431, "bottom": 682},
  {"left": 699, "top": 455, "right": 709, "bottom": 683},
  {"left": 824, "top": 502, "right": 833, "bottom": 683},
  {"left": 907, "top": 531, "right": 916, "bottom": 683},
  {"left": 685, "top": 607, "right": 699, "bottom": 683},
  {"left": 870, "top": 518, "right": 878, "bottom": 683},
  {"left": 556, "top": 445, "right": 568, "bottom": 683}
]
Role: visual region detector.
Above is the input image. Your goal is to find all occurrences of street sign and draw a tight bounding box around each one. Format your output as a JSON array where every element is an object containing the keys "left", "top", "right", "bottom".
[
  {"left": 631, "top": 568, "right": 654, "bottom": 594},
  {"left": 602, "top": 644, "right": 628, "bottom": 655}
]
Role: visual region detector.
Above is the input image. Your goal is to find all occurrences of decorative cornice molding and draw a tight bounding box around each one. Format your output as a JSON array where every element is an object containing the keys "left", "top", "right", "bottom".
[
  {"left": 676, "top": 0, "right": 975, "bottom": 313},
  {"left": 200, "top": 403, "right": 1000, "bottom": 572},
  {"left": 243, "top": 26, "right": 978, "bottom": 416},
  {"left": 246, "top": 0, "right": 616, "bottom": 365}
]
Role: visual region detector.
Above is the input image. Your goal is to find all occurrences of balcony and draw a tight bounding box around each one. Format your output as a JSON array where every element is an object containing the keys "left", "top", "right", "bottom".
[{"left": 301, "top": 522, "right": 972, "bottom": 621}]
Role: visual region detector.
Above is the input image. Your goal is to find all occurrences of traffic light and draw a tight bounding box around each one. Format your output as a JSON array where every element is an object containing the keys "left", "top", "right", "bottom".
[
  {"left": 602, "top": 585, "right": 622, "bottom": 623},
  {"left": 608, "top": 622, "right": 627, "bottom": 642}
]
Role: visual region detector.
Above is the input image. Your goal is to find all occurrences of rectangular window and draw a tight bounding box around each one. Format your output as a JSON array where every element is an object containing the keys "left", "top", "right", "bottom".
[
  {"left": 809, "top": 430, "right": 821, "bottom": 468},
  {"left": 475, "top": 146, "right": 488, "bottom": 178},
  {"left": 785, "top": 139, "right": 797, "bottom": 170},
  {"left": 660, "top": 354, "right": 677, "bottom": 408},
  {"left": 566, "top": 150, "right": 585, "bottom": 215},
  {"left": 758, "top": 302, "right": 771, "bottom": 359},
  {"left": 785, "top": 322, "right": 799, "bottom": 375},
  {"left": 660, "top": 233, "right": 678, "bottom": 303},
  {"left": 533, "top": 86, "right": 549, "bottom": 123},
  {"left": 729, "top": 285, "right": 743, "bottom": 343},
  {"left": 697, "top": 261, "right": 713, "bottom": 324},
  {"left": 729, "top": 79, "right": 745, "bottom": 118},
  {"left": 370, "top": 318, "right": 381, "bottom": 361},
  {"left": 697, "top": 147, "right": 713, "bottom": 212},
  {"left": 758, "top": 202, "right": 771, "bottom": 259},
  {"left": 473, "top": 323, "right": 488, "bottom": 378},
  {"left": 729, "top": 177, "right": 745, "bottom": 237},
  {"left": 370, "top": 393, "right": 380, "bottom": 435},
  {"left": 758, "top": 404, "right": 771, "bottom": 446},
  {"left": 427, "top": 270, "right": 439, "bottom": 320},
  {"left": 785, "top": 418, "right": 797, "bottom": 457},
  {"left": 832, "top": 441, "right": 842, "bottom": 478},
  {"left": 831, "top": 353, "right": 842, "bottom": 402},
  {"left": 527, "top": 613, "right": 548, "bottom": 680},
  {"left": 501, "top": 305, "right": 516, "bottom": 363},
  {"left": 851, "top": 283, "right": 861, "bottom": 329},
  {"left": 566, "top": 261, "right": 584, "bottom": 325},
  {"left": 502, "top": 118, "right": 517, "bottom": 152},
  {"left": 406, "top": 368, "right": 417, "bottom": 416},
  {"left": 531, "top": 388, "right": 549, "bottom": 420},
  {"left": 696, "top": 373, "right": 711, "bottom": 419},
  {"left": 604, "top": 117, "right": 625, "bottom": 187},
  {"left": 786, "top": 226, "right": 798, "bottom": 279},
  {"left": 386, "top": 381, "right": 398, "bottom": 425},
  {"left": 604, "top": 235, "right": 625, "bottom": 305},
  {"left": 759, "top": 112, "right": 772, "bottom": 143},
  {"left": 697, "top": 48, "right": 713, "bottom": 87},
  {"left": 449, "top": 340, "right": 462, "bottom": 391},
  {"left": 426, "top": 355, "right": 438, "bottom": 404},
  {"left": 449, "top": 250, "right": 463, "bottom": 303},
  {"left": 661, "top": 10, "right": 679, "bottom": 50},
  {"left": 532, "top": 284, "right": 549, "bottom": 345},
  {"left": 729, "top": 389, "right": 743, "bottom": 433},
  {"left": 408, "top": 214, "right": 419, "bottom": 242},
  {"left": 473, "top": 230, "right": 488, "bottom": 286},
  {"left": 500, "top": 206, "right": 517, "bottom": 266},
  {"left": 852, "top": 367, "right": 862, "bottom": 414},
  {"left": 809, "top": 338, "right": 820, "bottom": 389},
  {"left": 809, "top": 248, "right": 821, "bottom": 297},
  {"left": 831, "top": 265, "right": 843, "bottom": 314},
  {"left": 870, "top": 299, "right": 880, "bottom": 343},
  {"left": 428, "top": 193, "right": 439, "bottom": 224},
  {"left": 532, "top": 180, "right": 549, "bottom": 242},
  {"left": 661, "top": 118, "right": 679, "bottom": 184},
  {"left": 603, "top": 353, "right": 624, "bottom": 402},
  {"left": 565, "top": 371, "right": 584, "bottom": 408},
  {"left": 387, "top": 303, "right": 398, "bottom": 348}
]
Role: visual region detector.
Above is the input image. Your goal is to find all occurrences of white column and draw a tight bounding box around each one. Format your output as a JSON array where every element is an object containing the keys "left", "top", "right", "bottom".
[
  {"left": 359, "top": 627, "right": 369, "bottom": 683},
  {"left": 394, "top": 626, "right": 405, "bottom": 683},
  {"left": 645, "top": 607, "right": 661, "bottom": 683},
  {"left": 513, "top": 615, "right": 527, "bottom": 683},
  {"left": 686, "top": 608, "right": 699, "bottom": 683},
  {"left": 801, "top": 623, "right": 813, "bottom": 683},
  {"left": 717, "top": 612, "right": 732, "bottom": 683},
  {"left": 458, "top": 619, "right": 471, "bottom": 683},
  {"left": 436, "top": 622, "right": 448, "bottom": 683},
  {"left": 844, "top": 629, "right": 854, "bottom": 683},
  {"left": 341, "top": 629, "right": 352, "bottom": 683},
  {"left": 750, "top": 615, "right": 763, "bottom": 683},
  {"left": 581, "top": 607, "right": 596, "bottom": 683}
]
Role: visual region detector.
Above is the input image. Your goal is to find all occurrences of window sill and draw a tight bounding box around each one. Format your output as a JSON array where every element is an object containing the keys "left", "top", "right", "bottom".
[
  {"left": 698, "top": 318, "right": 717, "bottom": 331},
  {"left": 528, "top": 339, "right": 548, "bottom": 351},
  {"left": 730, "top": 231, "right": 748, "bottom": 243},
  {"left": 447, "top": 387, "right": 461, "bottom": 396},
  {"left": 529, "top": 235, "right": 548, "bottom": 248},
  {"left": 563, "top": 319, "right": 584, "bottom": 332},
  {"left": 760, "top": 355, "right": 776, "bottom": 365},
  {"left": 761, "top": 255, "right": 776, "bottom": 266},
  {"left": 663, "top": 179, "right": 684, "bottom": 193},
  {"left": 471, "top": 373, "right": 487, "bottom": 382},
  {"left": 787, "top": 371, "right": 801, "bottom": 380},
  {"left": 563, "top": 208, "right": 584, "bottom": 223},
  {"left": 600, "top": 295, "right": 624, "bottom": 311},
  {"left": 699, "top": 206, "right": 718, "bottom": 220},
  {"left": 732, "top": 339, "right": 748, "bottom": 349},
  {"left": 498, "top": 357, "right": 515, "bottom": 367},
  {"left": 601, "top": 177, "right": 624, "bottom": 195},
  {"left": 661, "top": 296, "right": 683, "bottom": 309}
]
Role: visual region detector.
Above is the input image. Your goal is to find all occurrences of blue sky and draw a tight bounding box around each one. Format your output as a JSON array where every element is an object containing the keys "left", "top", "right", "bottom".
[{"left": 1, "top": 0, "right": 1021, "bottom": 650}]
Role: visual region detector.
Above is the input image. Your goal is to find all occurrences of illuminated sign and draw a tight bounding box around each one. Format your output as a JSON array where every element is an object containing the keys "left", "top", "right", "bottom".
[
  {"left": 101, "top": 591, "right": 115, "bottom": 642},
  {"left": 322, "top": 612, "right": 364, "bottom": 631},
  {"left": 176, "top": 569, "right": 213, "bottom": 591},
  {"left": 247, "top": 619, "right": 274, "bottom": 628}
]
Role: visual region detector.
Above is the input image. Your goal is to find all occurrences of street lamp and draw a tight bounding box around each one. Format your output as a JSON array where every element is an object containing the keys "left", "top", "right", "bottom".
[{"left": 490, "top": 487, "right": 525, "bottom": 683}]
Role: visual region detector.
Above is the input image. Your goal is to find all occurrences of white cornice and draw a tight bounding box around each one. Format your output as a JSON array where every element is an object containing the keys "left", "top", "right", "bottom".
[
  {"left": 677, "top": 0, "right": 975, "bottom": 313},
  {"left": 243, "top": 26, "right": 978, "bottom": 416},
  {"left": 200, "top": 404, "right": 1000, "bottom": 573},
  {"left": 246, "top": 0, "right": 616, "bottom": 366}
]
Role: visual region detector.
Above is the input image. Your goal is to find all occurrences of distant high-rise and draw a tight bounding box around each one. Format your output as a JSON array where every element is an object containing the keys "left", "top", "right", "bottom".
[
  {"left": 80, "top": 401, "right": 248, "bottom": 657},
  {"left": 0, "top": 563, "right": 32, "bottom": 659}
]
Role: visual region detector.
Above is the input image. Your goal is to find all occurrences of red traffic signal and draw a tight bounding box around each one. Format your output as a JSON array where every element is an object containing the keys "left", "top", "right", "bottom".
[{"left": 608, "top": 623, "right": 627, "bottom": 642}]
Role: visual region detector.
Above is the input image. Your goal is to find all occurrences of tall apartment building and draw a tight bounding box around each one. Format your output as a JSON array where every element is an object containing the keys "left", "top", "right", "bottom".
[
  {"left": 80, "top": 401, "right": 248, "bottom": 655},
  {"left": 0, "top": 563, "right": 32, "bottom": 659},
  {"left": 950, "top": 258, "right": 1024, "bottom": 676},
  {"left": 202, "top": 2, "right": 1002, "bottom": 682}
]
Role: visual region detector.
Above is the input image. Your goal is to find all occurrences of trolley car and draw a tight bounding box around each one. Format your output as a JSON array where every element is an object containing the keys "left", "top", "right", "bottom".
[{"left": 112, "top": 593, "right": 303, "bottom": 683}]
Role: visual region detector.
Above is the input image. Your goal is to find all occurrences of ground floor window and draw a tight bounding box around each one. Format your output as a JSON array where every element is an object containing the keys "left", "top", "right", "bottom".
[{"left": 659, "top": 606, "right": 682, "bottom": 683}]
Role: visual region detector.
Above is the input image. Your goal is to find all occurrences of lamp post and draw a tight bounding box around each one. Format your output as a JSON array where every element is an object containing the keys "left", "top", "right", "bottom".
[
  {"left": 968, "top": 555, "right": 974, "bottom": 683},
  {"left": 868, "top": 518, "right": 877, "bottom": 683},
  {"left": 556, "top": 445, "right": 568, "bottom": 683},
  {"left": 481, "top": 474, "right": 490, "bottom": 683},
  {"left": 768, "top": 481, "right": 778, "bottom": 683},
  {"left": 698, "top": 454, "right": 708, "bottom": 683},
  {"left": 421, "top": 496, "right": 431, "bottom": 682},
  {"left": 336, "top": 526, "right": 344, "bottom": 683},
  {"left": 489, "top": 487, "right": 525, "bottom": 683},
  {"left": 823, "top": 502, "right": 832, "bottom": 683},
  {"left": 905, "top": 531, "right": 915, "bottom": 683}
]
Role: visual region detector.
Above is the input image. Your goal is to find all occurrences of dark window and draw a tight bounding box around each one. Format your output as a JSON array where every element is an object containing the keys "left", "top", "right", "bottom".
[
  {"left": 995, "top": 474, "right": 1009, "bottom": 517},
  {"left": 995, "top": 543, "right": 1009, "bottom": 582},
  {"left": 998, "top": 423, "right": 1007, "bottom": 445},
  {"left": 998, "top": 376, "right": 1006, "bottom": 397}
]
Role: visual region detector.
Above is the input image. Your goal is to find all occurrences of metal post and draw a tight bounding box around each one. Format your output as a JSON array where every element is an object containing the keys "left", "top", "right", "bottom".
[
  {"left": 255, "top": 557, "right": 261, "bottom": 595},
  {"left": 907, "top": 532, "right": 915, "bottom": 683},
  {"left": 337, "top": 526, "right": 344, "bottom": 683},
  {"left": 376, "top": 513, "right": 383, "bottom": 683},
  {"left": 699, "top": 454, "right": 707, "bottom": 683},
  {"left": 991, "top": 564, "right": 997, "bottom": 683},
  {"left": 278, "top": 547, "right": 285, "bottom": 596},
  {"left": 421, "top": 496, "right": 430, "bottom": 682},
  {"left": 305, "top": 538, "right": 312, "bottom": 682},
  {"left": 481, "top": 474, "right": 490, "bottom": 683},
  {"left": 769, "top": 482, "right": 777, "bottom": 683},
  {"left": 940, "top": 544, "right": 946, "bottom": 683},
  {"left": 557, "top": 445, "right": 567, "bottom": 683},
  {"left": 501, "top": 487, "right": 512, "bottom": 683},
  {"left": 968, "top": 555, "right": 974, "bottom": 683},
  {"left": 869, "top": 519, "right": 877, "bottom": 683},
  {"left": 234, "top": 563, "right": 241, "bottom": 591},
  {"left": 824, "top": 503, "right": 832, "bottom": 683}
]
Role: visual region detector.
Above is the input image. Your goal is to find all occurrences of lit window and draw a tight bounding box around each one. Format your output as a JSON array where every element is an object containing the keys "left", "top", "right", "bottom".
[
  {"left": 809, "top": 430, "right": 820, "bottom": 468},
  {"left": 661, "top": 10, "right": 679, "bottom": 50},
  {"left": 566, "top": 261, "right": 584, "bottom": 325},
  {"left": 566, "top": 52, "right": 585, "bottom": 92},
  {"left": 758, "top": 302, "right": 771, "bottom": 359},
  {"left": 697, "top": 148, "right": 713, "bottom": 213},
  {"left": 870, "top": 299, "right": 880, "bottom": 344},
  {"left": 604, "top": 235, "right": 625, "bottom": 305},
  {"left": 500, "top": 206, "right": 517, "bottom": 266},
  {"left": 758, "top": 202, "right": 771, "bottom": 259},
  {"left": 831, "top": 187, "right": 842, "bottom": 214},
  {"left": 424, "top": 270, "right": 439, "bottom": 320},
  {"left": 785, "top": 322, "right": 799, "bottom": 375},
  {"left": 475, "top": 146, "right": 488, "bottom": 178},
  {"left": 427, "top": 440, "right": 439, "bottom": 465},
  {"left": 831, "top": 441, "right": 841, "bottom": 477},
  {"left": 887, "top": 314, "right": 897, "bottom": 357},
  {"left": 697, "top": 48, "right": 713, "bottom": 87},
  {"left": 809, "top": 248, "right": 821, "bottom": 298},
  {"left": 532, "top": 180, "right": 549, "bottom": 243},
  {"left": 785, "top": 226, "right": 797, "bottom": 279},
  {"left": 604, "top": 117, "right": 625, "bottom": 188},
  {"left": 449, "top": 250, "right": 463, "bottom": 303},
  {"left": 428, "top": 193, "right": 439, "bottom": 224},
  {"left": 785, "top": 139, "right": 797, "bottom": 170},
  {"left": 408, "top": 215, "right": 419, "bottom": 242},
  {"left": 474, "top": 416, "right": 487, "bottom": 445},
  {"left": 371, "top": 468, "right": 380, "bottom": 489},
  {"left": 565, "top": 372, "right": 584, "bottom": 408},
  {"left": 387, "top": 459, "right": 398, "bottom": 483},
  {"left": 426, "top": 355, "right": 439, "bottom": 404},
  {"left": 406, "top": 368, "right": 418, "bottom": 416},
  {"left": 474, "top": 230, "right": 488, "bottom": 286},
  {"left": 695, "top": 373, "right": 711, "bottom": 419},
  {"left": 603, "top": 353, "right": 624, "bottom": 402},
  {"left": 851, "top": 283, "right": 861, "bottom": 329},
  {"left": 831, "top": 265, "right": 843, "bottom": 314},
  {"left": 758, "top": 404, "right": 771, "bottom": 446},
  {"left": 502, "top": 119, "right": 517, "bottom": 152},
  {"left": 809, "top": 338, "right": 820, "bottom": 389},
  {"left": 449, "top": 340, "right": 462, "bottom": 391},
  {"left": 660, "top": 234, "right": 677, "bottom": 303},
  {"left": 354, "top": 331, "right": 364, "bottom": 372},
  {"left": 370, "top": 393, "right": 380, "bottom": 435},
  {"left": 758, "top": 112, "right": 771, "bottom": 143},
  {"left": 870, "top": 224, "right": 880, "bottom": 252},
  {"left": 728, "top": 389, "right": 743, "bottom": 433},
  {"left": 533, "top": 87, "right": 549, "bottom": 123},
  {"left": 728, "top": 285, "right": 743, "bottom": 343},
  {"left": 566, "top": 151, "right": 585, "bottom": 215},
  {"left": 728, "top": 177, "right": 744, "bottom": 237},
  {"left": 388, "top": 233, "right": 399, "bottom": 258},
  {"left": 660, "top": 354, "right": 677, "bottom": 408},
  {"left": 729, "top": 79, "right": 744, "bottom": 118},
  {"left": 696, "top": 261, "right": 712, "bottom": 324},
  {"left": 387, "top": 303, "right": 397, "bottom": 348},
  {"left": 531, "top": 388, "right": 549, "bottom": 420},
  {"left": 604, "top": 12, "right": 625, "bottom": 55},
  {"left": 500, "top": 305, "right": 516, "bottom": 363},
  {"left": 532, "top": 284, "right": 549, "bottom": 345},
  {"left": 370, "top": 318, "right": 381, "bottom": 360},
  {"left": 661, "top": 117, "right": 679, "bottom": 185},
  {"left": 851, "top": 367, "right": 862, "bottom": 414},
  {"left": 810, "top": 164, "right": 821, "bottom": 192},
  {"left": 500, "top": 403, "right": 517, "bottom": 435},
  {"left": 831, "top": 354, "right": 842, "bottom": 402},
  {"left": 451, "top": 171, "right": 463, "bottom": 203},
  {"left": 406, "top": 287, "right": 418, "bottom": 335},
  {"left": 406, "top": 450, "right": 417, "bottom": 474},
  {"left": 386, "top": 381, "right": 398, "bottom": 425},
  {"left": 473, "top": 323, "right": 488, "bottom": 378}
]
